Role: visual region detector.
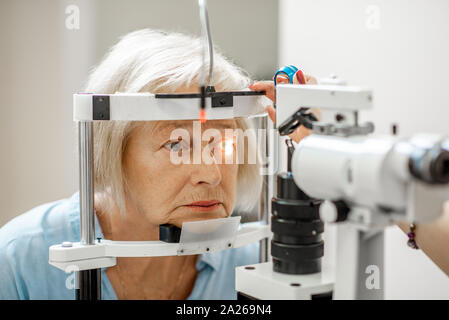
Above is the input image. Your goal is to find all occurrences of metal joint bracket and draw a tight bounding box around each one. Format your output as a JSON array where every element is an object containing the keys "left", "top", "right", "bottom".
[
  {"left": 211, "top": 92, "right": 233, "bottom": 108},
  {"left": 92, "top": 95, "right": 110, "bottom": 120}
]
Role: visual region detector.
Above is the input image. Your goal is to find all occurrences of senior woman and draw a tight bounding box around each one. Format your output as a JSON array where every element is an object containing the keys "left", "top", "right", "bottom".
[
  {"left": 0, "top": 29, "right": 271, "bottom": 300},
  {"left": 0, "top": 27, "right": 322, "bottom": 300}
]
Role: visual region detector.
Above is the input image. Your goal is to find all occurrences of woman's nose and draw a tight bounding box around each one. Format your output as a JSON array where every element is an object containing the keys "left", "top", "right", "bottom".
[{"left": 189, "top": 162, "right": 222, "bottom": 187}]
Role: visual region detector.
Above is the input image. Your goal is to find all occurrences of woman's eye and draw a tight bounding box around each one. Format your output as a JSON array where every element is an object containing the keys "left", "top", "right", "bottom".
[{"left": 163, "top": 140, "right": 188, "bottom": 153}]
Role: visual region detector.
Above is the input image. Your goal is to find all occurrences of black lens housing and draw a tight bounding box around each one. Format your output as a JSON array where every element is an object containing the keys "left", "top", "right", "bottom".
[
  {"left": 271, "top": 171, "right": 324, "bottom": 275},
  {"left": 409, "top": 146, "right": 449, "bottom": 184}
]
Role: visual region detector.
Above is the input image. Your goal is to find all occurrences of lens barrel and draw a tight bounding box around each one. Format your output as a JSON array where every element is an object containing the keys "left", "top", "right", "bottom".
[{"left": 409, "top": 145, "right": 449, "bottom": 184}]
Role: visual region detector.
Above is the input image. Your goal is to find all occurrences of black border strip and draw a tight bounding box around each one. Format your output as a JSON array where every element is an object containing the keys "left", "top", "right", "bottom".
[{"left": 154, "top": 90, "right": 266, "bottom": 99}]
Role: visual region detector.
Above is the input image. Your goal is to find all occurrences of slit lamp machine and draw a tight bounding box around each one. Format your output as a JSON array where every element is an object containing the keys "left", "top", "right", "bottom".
[{"left": 48, "top": 0, "right": 449, "bottom": 300}]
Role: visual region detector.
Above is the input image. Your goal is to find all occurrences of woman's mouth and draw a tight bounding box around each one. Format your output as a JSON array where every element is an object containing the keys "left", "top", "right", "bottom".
[{"left": 184, "top": 201, "right": 222, "bottom": 212}]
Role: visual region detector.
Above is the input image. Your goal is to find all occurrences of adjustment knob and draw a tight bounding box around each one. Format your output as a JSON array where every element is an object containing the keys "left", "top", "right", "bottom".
[{"left": 319, "top": 200, "right": 350, "bottom": 223}]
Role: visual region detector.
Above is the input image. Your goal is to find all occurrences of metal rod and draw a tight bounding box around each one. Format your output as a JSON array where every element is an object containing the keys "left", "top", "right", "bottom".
[
  {"left": 79, "top": 121, "right": 95, "bottom": 245},
  {"left": 259, "top": 116, "right": 270, "bottom": 262},
  {"left": 77, "top": 121, "right": 101, "bottom": 300},
  {"left": 334, "top": 225, "right": 385, "bottom": 299},
  {"left": 198, "top": 0, "right": 214, "bottom": 87},
  {"left": 75, "top": 269, "right": 102, "bottom": 300}
]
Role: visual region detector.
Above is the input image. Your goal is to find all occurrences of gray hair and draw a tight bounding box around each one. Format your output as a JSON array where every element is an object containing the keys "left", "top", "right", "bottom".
[{"left": 84, "top": 29, "right": 262, "bottom": 216}]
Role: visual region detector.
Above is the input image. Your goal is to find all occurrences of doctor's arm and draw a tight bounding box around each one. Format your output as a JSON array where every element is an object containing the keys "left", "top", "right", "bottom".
[{"left": 398, "top": 202, "right": 449, "bottom": 277}]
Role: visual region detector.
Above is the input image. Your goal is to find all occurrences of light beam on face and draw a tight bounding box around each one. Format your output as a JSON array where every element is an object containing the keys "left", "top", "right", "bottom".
[{"left": 223, "top": 139, "right": 234, "bottom": 156}]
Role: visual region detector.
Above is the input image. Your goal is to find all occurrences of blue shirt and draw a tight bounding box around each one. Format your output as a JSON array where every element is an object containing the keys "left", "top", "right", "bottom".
[{"left": 0, "top": 192, "right": 260, "bottom": 300}]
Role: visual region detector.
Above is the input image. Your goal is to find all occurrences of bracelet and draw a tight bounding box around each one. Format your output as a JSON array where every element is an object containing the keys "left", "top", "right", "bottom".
[
  {"left": 273, "top": 65, "right": 299, "bottom": 85},
  {"left": 407, "top": 222, "right": 419, "bottom": 249}
]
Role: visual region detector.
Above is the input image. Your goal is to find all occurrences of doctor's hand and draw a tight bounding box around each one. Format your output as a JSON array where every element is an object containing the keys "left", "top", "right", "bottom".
[{"left": 248, "top": 73, "right": 319, "bottom": 143}]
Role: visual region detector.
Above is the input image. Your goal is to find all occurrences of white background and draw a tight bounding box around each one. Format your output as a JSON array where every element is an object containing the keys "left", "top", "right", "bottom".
[{"left": 279, "top": 0, "right": 449, "bottom": 298}]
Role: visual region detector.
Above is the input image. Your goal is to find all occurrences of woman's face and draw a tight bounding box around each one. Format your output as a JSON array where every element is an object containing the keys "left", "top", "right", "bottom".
[{"left": 122, "top": 118, "right": 239, "bottom": 228}]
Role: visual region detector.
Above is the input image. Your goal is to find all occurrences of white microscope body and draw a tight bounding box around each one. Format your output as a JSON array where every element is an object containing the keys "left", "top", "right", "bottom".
[{"left": 293, "top": 133, "right": 449, "bottom": 226}]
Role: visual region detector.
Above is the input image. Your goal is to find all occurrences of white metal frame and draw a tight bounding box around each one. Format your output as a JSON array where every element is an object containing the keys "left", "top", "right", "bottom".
[
  {"left": 74, "top": 92, "right": 268, "bottom": 121},
  {"left": 275, "top": 84, "right": 373, "bottom": 126},
  {"left": 50, "top": 222, "right": 271, "bottom": 272},
  {"left": 51, "top": 89, "right": 271, "bottom": 300}
]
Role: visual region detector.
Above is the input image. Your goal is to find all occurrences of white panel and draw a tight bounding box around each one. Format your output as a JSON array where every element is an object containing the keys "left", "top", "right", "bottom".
[
  {"left": 276, "top": 84, "right": 373, "bottom": 125},
  {"left": 236, "top": 262, "right": 334, "bottom": 300}
]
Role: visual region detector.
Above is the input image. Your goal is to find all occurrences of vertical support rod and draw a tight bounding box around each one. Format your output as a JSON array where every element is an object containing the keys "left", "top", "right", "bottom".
[
  {"left": 76, "top": 121, "right": 101, "bottom": 300},
  {"left": 259, "top": 116, "right": 270, "bottom": 262},
  {"left": 334, "top": 224, "right": 384, "bottom": 299},
  {"left": 79, "top": 121, "right": 95, "bottom": 245}
]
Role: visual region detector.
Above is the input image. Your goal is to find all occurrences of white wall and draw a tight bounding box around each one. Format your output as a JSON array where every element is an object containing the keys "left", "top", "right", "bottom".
[
  {"left": 92, "top": 0, "right": 278, "bottom": 80},
  {"left": 0, "top": 0, "right": 96, "bottom": 228},
  {"left": 279, "top": 0, "right": 449, "bottom": 298},
  {"left": 0, "top": 1, "right": 69, "bottom": 227}
]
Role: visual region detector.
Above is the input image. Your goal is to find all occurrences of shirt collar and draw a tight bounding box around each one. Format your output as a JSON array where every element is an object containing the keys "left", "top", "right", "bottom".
[{"left": 196, "top": 251, "right": 222, "bottom": 272}]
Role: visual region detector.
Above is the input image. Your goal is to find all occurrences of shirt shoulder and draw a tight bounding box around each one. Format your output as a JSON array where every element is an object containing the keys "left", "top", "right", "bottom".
[
  {"left": 0, "top": 193, "right": 79, "bottom": 243},
  {"left": 0, "top": 193, "right": 79, "bottom": 299}
]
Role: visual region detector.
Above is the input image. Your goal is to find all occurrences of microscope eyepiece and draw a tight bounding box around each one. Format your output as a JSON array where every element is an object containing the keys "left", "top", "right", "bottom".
[
  {"left": 430, "top": 149, "right": 449, "bottom": 183},
  {"left": 409, "top": 143, "right": 449, "bottom": 184}
]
